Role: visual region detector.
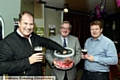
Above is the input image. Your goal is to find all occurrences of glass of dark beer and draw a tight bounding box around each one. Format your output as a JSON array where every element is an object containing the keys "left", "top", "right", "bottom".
[
  {"left": 34, "top": 46, "right": 43, "bottom": 63},
  {"left": 34, "top": 46, "right": 42, "bottom": 53},
  {"left": 82, "top": 49, "right": 87, "bottom": 55}
]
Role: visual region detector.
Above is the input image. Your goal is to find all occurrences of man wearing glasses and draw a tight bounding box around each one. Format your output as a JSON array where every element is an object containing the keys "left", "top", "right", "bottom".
[{"left": 45, "top": 21, "right": 81, "bottom": 80}]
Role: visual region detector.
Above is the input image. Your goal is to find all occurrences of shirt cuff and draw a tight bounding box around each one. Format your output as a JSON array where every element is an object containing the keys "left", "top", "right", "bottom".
[{"left": 94, "top": 56, "right": 100, "bottom": 62}]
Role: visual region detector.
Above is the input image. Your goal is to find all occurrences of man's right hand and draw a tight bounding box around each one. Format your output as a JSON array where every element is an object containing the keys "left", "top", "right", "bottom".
[
  {"left": 29, "top": 53, "right": 43, "bottom": 64},
  {"left": 63, "top": 50, "right": 67, "bottom": 54}
]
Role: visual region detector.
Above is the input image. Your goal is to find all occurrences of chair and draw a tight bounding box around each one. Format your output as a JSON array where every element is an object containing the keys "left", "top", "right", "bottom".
[
  {"left": 116, "top": 54, "right": 120, "bottom": 78},
  {"left": 0, "top": 15, "right": 4, "bottom": 40},
  {"left": 109, "top": 53, "right": 120, "bottom": 80}
]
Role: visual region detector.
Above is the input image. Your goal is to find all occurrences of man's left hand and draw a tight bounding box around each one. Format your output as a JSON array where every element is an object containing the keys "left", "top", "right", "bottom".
[{"left": 85, "top": 54, "right": 94, "bottom": 62}]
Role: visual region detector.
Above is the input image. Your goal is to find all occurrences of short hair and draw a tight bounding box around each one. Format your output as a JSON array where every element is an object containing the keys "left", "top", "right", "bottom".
[
  {"left": 61, "top": 21, "right": 72, "bottom": 30},
  {"left": 18, "top": 11, "right": 34, "bottom": 21},
  {"left": 90, "top": 20, "right": 103, "bottom": 29}
]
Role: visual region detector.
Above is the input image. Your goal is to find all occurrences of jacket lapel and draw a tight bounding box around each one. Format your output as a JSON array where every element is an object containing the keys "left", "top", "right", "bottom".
[
  {"left": 57, "top": 34, "right": 62, "bottom": 46},
  {"left": 67, "top": 35, "right": 71, "bottom": 47}
]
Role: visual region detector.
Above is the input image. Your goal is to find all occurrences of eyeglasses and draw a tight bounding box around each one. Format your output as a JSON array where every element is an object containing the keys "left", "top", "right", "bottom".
[{"left": 61, "top": 27, "right": 70, "bottom": 30}]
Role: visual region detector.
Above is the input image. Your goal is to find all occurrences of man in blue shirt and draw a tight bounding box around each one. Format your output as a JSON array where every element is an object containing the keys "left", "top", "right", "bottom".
[{"left": 81, "top": 20, "right": 118, "bottom": 80}]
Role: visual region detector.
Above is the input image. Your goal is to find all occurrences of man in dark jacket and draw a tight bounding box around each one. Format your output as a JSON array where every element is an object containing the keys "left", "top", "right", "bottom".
[{"left": 0, "top": 11, "right": 66, "bottom": 76}]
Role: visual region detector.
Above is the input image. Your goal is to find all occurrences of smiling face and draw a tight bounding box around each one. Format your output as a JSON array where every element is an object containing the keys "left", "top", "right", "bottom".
[
  {"left": 90, "top": 25, "right": 103, "bottom": 40},
  {"left": 59, "top": 23, "right": 71, "bottom": 38},
  {"left": 18, "top": 13, "right": 34, "bottom": 38}
]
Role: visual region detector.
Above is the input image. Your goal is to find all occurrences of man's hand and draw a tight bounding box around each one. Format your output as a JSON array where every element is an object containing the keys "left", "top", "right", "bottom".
[
  {"left": 63, "top": 49, "right": 72, "bottom": 55},
  {"left": 29, "top": 53, "right": 43, "bottom": 64},
  {"left": 85, "top": 54, "right": 94, "bottom": 62},
  {"left": 81, "top": 53, "right": 86, "bottom": 59},
  {"left": 53, "top": 59, "right": 60, "bottom": 68},
  {"left": 63, "top": 50, "right": 67, "bottom": 54}
]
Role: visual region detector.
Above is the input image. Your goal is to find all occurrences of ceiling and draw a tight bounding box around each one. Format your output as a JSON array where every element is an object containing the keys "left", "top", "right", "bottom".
[{"left": 40, "top": 0, "right": 120, "bottom": 15}]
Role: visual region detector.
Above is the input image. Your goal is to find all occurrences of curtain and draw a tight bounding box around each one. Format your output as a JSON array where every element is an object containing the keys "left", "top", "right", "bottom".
[{"left": 63, "top": 12, "right": 91, "bottom": 48}]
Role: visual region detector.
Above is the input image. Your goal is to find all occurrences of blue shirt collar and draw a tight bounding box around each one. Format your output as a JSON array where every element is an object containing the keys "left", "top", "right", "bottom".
[{"left": 91, "top": 34, "right": 103, "bottom": 41}]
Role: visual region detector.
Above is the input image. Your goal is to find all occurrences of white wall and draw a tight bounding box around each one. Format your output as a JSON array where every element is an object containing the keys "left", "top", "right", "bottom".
[
  {"left": 44, "top": 8, "right": 62, "bottom": 38},
  {"left": 0, "top": 1, "right": 62, "bottom": 38},
  {"left": 0, "top": 0, "right": 21, "bottom": 37},
  {"left": 21, "top": 0, "right": 34, "bottom": 14}
]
